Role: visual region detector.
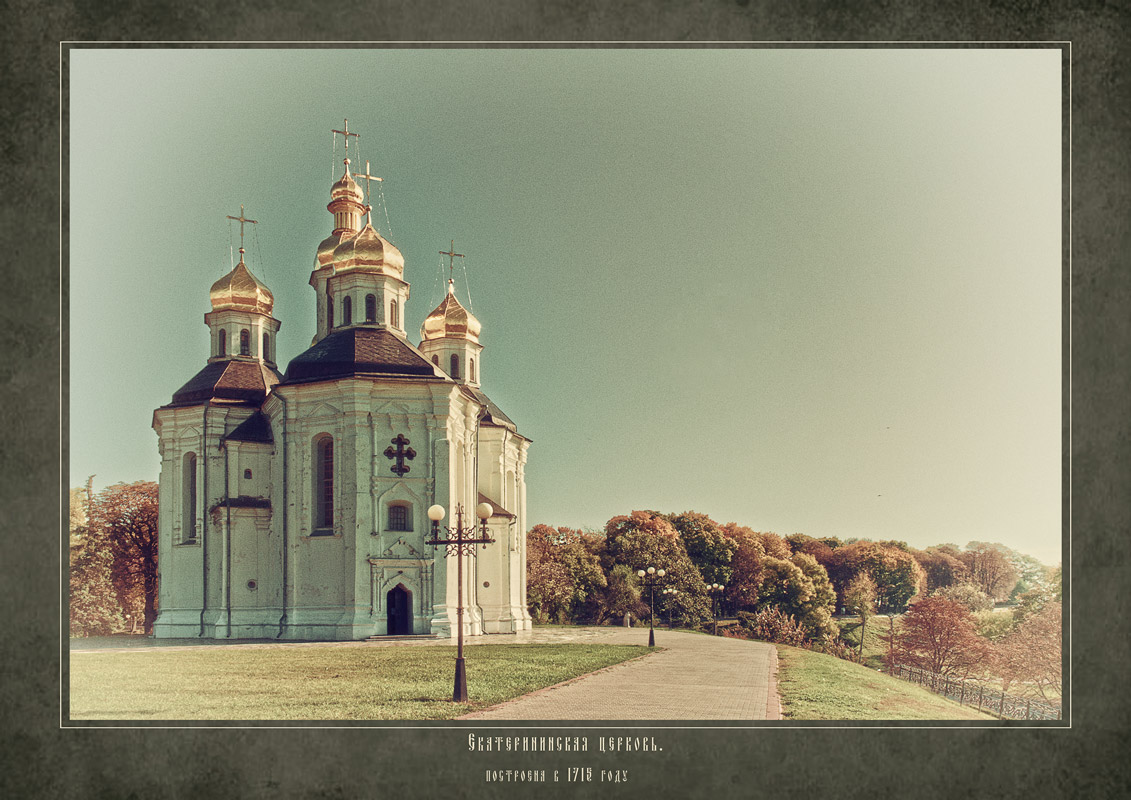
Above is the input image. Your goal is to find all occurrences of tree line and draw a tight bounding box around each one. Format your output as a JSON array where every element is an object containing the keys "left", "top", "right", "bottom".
[{"left": 527, "top": 509, "right": 1062, "bottom": 701}]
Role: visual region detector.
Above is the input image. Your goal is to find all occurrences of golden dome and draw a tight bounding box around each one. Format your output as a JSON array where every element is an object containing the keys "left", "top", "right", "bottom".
[
  {"left": 421, "top": 285, "right": 481, "bottom": 343},
  {"left": 316, "top": 231, "right": 354, "bottom": 268},
  {"left": 209, "top": 257, "right": 274, "bottom": 314},
  {"left": 330, "top": 164, "right": 364, "bottom": 204},
  {"left": 331, "top": 222, "right": 404, "bottom": 277}
]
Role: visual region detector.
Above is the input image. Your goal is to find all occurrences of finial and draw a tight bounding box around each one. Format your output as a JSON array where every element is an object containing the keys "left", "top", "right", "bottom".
[{"left": 226, "top": 204, "right": 258, "bottom": 262}]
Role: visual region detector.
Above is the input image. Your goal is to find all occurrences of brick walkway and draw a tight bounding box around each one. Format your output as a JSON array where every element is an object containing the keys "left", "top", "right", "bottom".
[
  {"left": 459, "top": 627, "right": 780, "bottom": 721},
  {"left": 71, "top": 626, "right": 781, "bottom": 721}
]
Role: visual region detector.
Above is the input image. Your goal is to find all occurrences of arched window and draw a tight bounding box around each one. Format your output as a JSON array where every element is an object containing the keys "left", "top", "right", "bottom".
[
  {"left": 328, "top": 296, "right": 334, "bottom": 329},
  {"left": 365, "top": 294, "right": 377, "bottom": 323},
  {"left": 218, "top": 329, "right": 227, "bottom": 357},
  {"left": 470, "top": 358, "right": 476, "bottom": 383},
  {"left": 387, "top": 503, "right": 412, "bottom": 532},
  {"left": 342, "top": 296, "right": 352, "bottom": 325},
  {"left": 450, "top": 354, "right": 460, "bottom": 379},
  {"left": 183, "top": 453, "right": 197, "bottom": 542},
  {"left": 314, "top": 435, "right": 334, "bottom": 531},
  {"left": 432, "top": 355, "right": 439, "bottom": 366},
  {"left": 262, "top": 332, "right": 270, "bottom": 361},
  {"left": 390, "top": 299, "right": 399, "bottom": 328},
  {"left": 240, "top": 329, "right": 250, "bottom": 356}
]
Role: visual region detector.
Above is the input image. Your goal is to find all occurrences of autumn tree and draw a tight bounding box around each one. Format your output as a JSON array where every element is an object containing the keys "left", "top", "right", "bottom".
[
  {"left": 932, "top": 582, "right": 994, "bottom": 613},
  {"left": 87, "top": 481, "right": 160, "bottom": 633},
  {"left": 894, "top": 596, "right": 992, "bottom": 677},
  {"left": 826, "top": 541, "right": 925, "bottom": 613},
  {"left": 667, "top": 511, "right": 736, "bottom": 587},
  {"left": 756, "top": 553, "right": 838, "bottom": 642},
  {"left": 526, "top": 525, "right": 608, "bottom": 623},
  {"left": 843, "top": 572, "right": 877, "bottom": 658},
  {"left": 603, "top": 511, "right": 710, "bottom": 625},
  {"left": 719, "top": 523, "right": 766, "bottom": 613},
  {"left": 960, "top": 542, "right": 1020, "bottom": 602},
  {"left": 994, "top": 601, "right": 1062, "bottom": 701},
  {"left": 69, "top": 485, "right": 126, "bottom": 636},
  {"left": 912, "top": 547, "right": 970, "bottom": 592}
]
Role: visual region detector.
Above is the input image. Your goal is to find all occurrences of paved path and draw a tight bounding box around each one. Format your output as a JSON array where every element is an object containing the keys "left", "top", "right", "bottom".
[
  {"left": 460, "top": 627, "right": 780, "bottom": 721},
  {"left": 71, "top": 627, "right": 781, "bottom": 721}
]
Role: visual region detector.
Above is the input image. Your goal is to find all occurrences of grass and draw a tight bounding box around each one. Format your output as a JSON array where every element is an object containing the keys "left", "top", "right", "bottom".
[
  {"left": 776, "top": 645, "right": 995, "bottom": 721},
  {"left": 69, "top": 643, "right": 646, "bottom": 721},
  {"left": 836, "top": 615, "right": 892, "bottom": 670}
]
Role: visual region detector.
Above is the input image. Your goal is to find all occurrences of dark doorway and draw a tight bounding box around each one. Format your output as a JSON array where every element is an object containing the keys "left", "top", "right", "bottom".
[{"left": 386, "top": 585, "right": 412, "bottom": 635}]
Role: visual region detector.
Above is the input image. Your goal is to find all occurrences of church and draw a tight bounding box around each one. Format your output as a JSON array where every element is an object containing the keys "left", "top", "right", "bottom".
[{"left": 150, "top": 124, "right": 532, "bottom": 640}]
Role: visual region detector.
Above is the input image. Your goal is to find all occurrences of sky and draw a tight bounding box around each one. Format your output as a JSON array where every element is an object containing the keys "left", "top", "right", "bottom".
[{"left": 68, "top": 47, "right": 1063, "bottom": 565}]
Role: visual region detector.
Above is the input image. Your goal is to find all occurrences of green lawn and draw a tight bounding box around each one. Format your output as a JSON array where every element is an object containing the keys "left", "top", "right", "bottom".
[
  {"left": 837, "top": 616, "right": 893, "bottom": 670},
  {"left": 69, "top": 643, "right": 646, "bottom": 721},
  {"left": 776, "top": 645, "right": 994, "bottom": 721}
]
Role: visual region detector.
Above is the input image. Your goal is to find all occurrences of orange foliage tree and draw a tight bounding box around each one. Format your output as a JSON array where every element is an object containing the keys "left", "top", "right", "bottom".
[
  {"left": 894, "top": 596, "right": 992, "bottom": 677},
  {"left": 87, "top": 481, "right": 160, "bottom": 633},
  {"left": 995, "top": 601, "right": 1062, "bottom": 700}
]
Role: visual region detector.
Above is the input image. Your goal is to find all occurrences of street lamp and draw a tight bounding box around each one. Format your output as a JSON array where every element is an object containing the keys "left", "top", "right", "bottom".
[
  {"left": 425, "top": 501, "right": 494, "bottom": 702},
  {"left": 707, "top": 583, "right": 725, "bottom": 635},
  {"left": 636, "top": 566, "right": 666, "bottom": 647},
  {"left": 662, "top": 587, "right": 680, "bottom": 629}
]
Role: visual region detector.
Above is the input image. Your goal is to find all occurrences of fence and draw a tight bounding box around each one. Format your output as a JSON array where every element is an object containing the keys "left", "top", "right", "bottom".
[{"left": 892, "top": 664, "right": 1061, "bottom": 721}]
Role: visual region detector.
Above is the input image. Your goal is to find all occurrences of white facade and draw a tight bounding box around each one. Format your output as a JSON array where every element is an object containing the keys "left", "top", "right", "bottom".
[{"left": 152, "top": 153, "right": 531, "bottom": 641}]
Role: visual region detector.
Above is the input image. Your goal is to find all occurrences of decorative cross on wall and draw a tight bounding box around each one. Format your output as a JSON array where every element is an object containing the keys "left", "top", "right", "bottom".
[{"left": 384, "top": 434, "right": 416, "bottom": 476}]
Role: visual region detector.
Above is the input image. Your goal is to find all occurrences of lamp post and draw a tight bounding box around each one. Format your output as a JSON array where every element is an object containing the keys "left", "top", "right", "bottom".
[
  {"left": 707, "top": 583, "right": 725, "bottom": 635},
  {"left": 636, "top": 567, "right": 666, "bottom": 647},
  {"left": 662, "top": 587, "right": 679, "bottom": 629},
  {"left": 425, "top": 501, "right": 494, "bottom": 702}
]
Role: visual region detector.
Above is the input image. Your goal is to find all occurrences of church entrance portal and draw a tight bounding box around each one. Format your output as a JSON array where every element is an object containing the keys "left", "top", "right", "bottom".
[{"left": 386, "top": 585, "right": 412, "bottom": 635}]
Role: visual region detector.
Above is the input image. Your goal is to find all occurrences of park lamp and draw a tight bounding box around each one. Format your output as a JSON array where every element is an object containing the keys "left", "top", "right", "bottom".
[
  {"left": 425, "top": 501, "right": 495, "bottom": 702},
  {"left": 707, "top": 582, "right": 726, "bottom": 635},
  {"left": 636, "top": 567, "right": 667, "bottom": 647}
]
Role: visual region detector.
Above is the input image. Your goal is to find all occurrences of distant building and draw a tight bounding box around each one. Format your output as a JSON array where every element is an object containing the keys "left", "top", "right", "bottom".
[{"left": 151, "top": 129, "right": 531, "bottom": 640}]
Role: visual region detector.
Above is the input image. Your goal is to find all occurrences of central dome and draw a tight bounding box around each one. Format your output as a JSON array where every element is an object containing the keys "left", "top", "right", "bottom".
[{"left": 331, "top": 223, "right": 404, "bottom": 277}]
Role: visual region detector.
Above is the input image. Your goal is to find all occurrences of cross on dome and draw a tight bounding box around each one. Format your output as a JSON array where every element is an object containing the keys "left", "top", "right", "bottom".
[
  {"left": 331, "top": 118, "right": 359, "bottom": 167},
  {"left": 226, "top": 204, "right": 258, "bottom": 257},
  {"left": 439, "top": 240, "right": 465, "bottom": 292},
  {"left": 354, "top": 159, "right": 384, "bottom": 227}
]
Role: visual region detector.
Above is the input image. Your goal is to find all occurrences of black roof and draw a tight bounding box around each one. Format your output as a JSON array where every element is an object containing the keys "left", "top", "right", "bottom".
[
  {"left": 281, "top": 328, "right": 441, "bottom": 385},
  {"left": 463, "top": 386, "right": 519, "bottom": 433},
  {"left": 167, "top": 360, "right": 282, "bottom": 408},
  {"left": 225, "top": 411, "right": 274, "bottom": 444}
]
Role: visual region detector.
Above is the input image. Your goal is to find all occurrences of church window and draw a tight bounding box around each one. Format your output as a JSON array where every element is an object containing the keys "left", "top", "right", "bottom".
[
  {"left": 314, "top": 435, "right": 334, "bottom": 531},
  {"left": 432, "top": 355, "right": 439, "bottom": 366},
  {"left": 343, "top": 296, "right": 352, "bottom": 325},
  {"left": 387, "top": 503, "right": 412, "bottom": 532},
  {"left": 218, "top": 329, "right": 227, "bottom": 357},
  {"left": 450, "top": 354, "right": 460, "bottom": 379},
  {"left": 365, "top": 294, "right": 377, "bottom": 322},
  {"left": 470, "top": 358, "right": 476, "bottom": 382},
  {"left": 243, "top": 469, "right": 252, "bottom": 480},
  {"left": 183, "top": 453, "right": 197, "bottom": 542},
  {"left": 262, "top": 332, "right": 270, "bottom": 361},
  {"left": 240, "top": 329, "right": 250, "bottom": 356},
  {"left": 328, "top": 296, "right": 334, "bottom": 329},
  {"left": 390, "top": 299, "right": 399, "bottom": 328}
]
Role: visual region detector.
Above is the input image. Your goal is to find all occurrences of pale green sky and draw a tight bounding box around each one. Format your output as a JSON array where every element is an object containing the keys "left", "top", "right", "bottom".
[{"left": 69, "top": 47, "right": 1063, "bottom": 564}]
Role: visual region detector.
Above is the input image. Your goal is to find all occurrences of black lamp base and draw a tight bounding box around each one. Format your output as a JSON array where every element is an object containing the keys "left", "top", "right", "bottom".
[{"left": 453, "top": 656, "right": 468, "bottom": 702}]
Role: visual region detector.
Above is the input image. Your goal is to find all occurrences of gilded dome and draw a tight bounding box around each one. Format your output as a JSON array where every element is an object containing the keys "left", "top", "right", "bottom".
[
  {"left": 331, "top": 222, "right": 404, "bottom": 277},
  {"left": 209, "top": 258, "right": 274, "bottom": 314},
  {"left": 421, "top": 285, "right": 481, "bottom": 343},
  {"left": 316, "top": 230, "right": 353, "bottom": 268},
  {"left": 330, "top": 164, "right": 364, "bottom": 204}
]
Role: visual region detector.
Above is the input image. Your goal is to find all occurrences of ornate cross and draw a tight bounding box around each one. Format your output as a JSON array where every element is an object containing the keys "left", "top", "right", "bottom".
[
  {"left": 226, "top": 204, "right": 258, "bottom": 254},
  {"left": 383, "top": 434, "right": 416, "bottom": 476},
  {"left": 331, "top": 118, "right": 360, "bottom": 158},
  {"left": 439, "top": 240, "right": 465, "bottom": 283},
  {"left": 355, "top": 159, "right": 384, "bottom": 226}
]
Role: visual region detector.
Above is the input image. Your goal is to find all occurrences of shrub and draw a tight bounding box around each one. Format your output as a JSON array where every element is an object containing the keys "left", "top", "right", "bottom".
[{"left": 737, "top": 608, "right": 807, "bottom": 647}]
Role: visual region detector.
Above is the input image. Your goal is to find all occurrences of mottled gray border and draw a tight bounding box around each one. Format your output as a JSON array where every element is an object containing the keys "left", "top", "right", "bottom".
[{"left": 7, "top": 0, "right": 1128, "bottom": 797}]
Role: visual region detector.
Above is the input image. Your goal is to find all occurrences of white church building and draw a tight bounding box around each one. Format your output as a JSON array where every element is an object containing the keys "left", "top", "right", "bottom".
[{"left": 151, "top": 128, "right": 532, "bottom": 640}]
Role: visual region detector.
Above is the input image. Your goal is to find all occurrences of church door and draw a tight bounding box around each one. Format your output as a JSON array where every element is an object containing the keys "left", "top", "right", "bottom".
[{"left": 386, "top": 585, "right": 412, "bottom": 635}]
